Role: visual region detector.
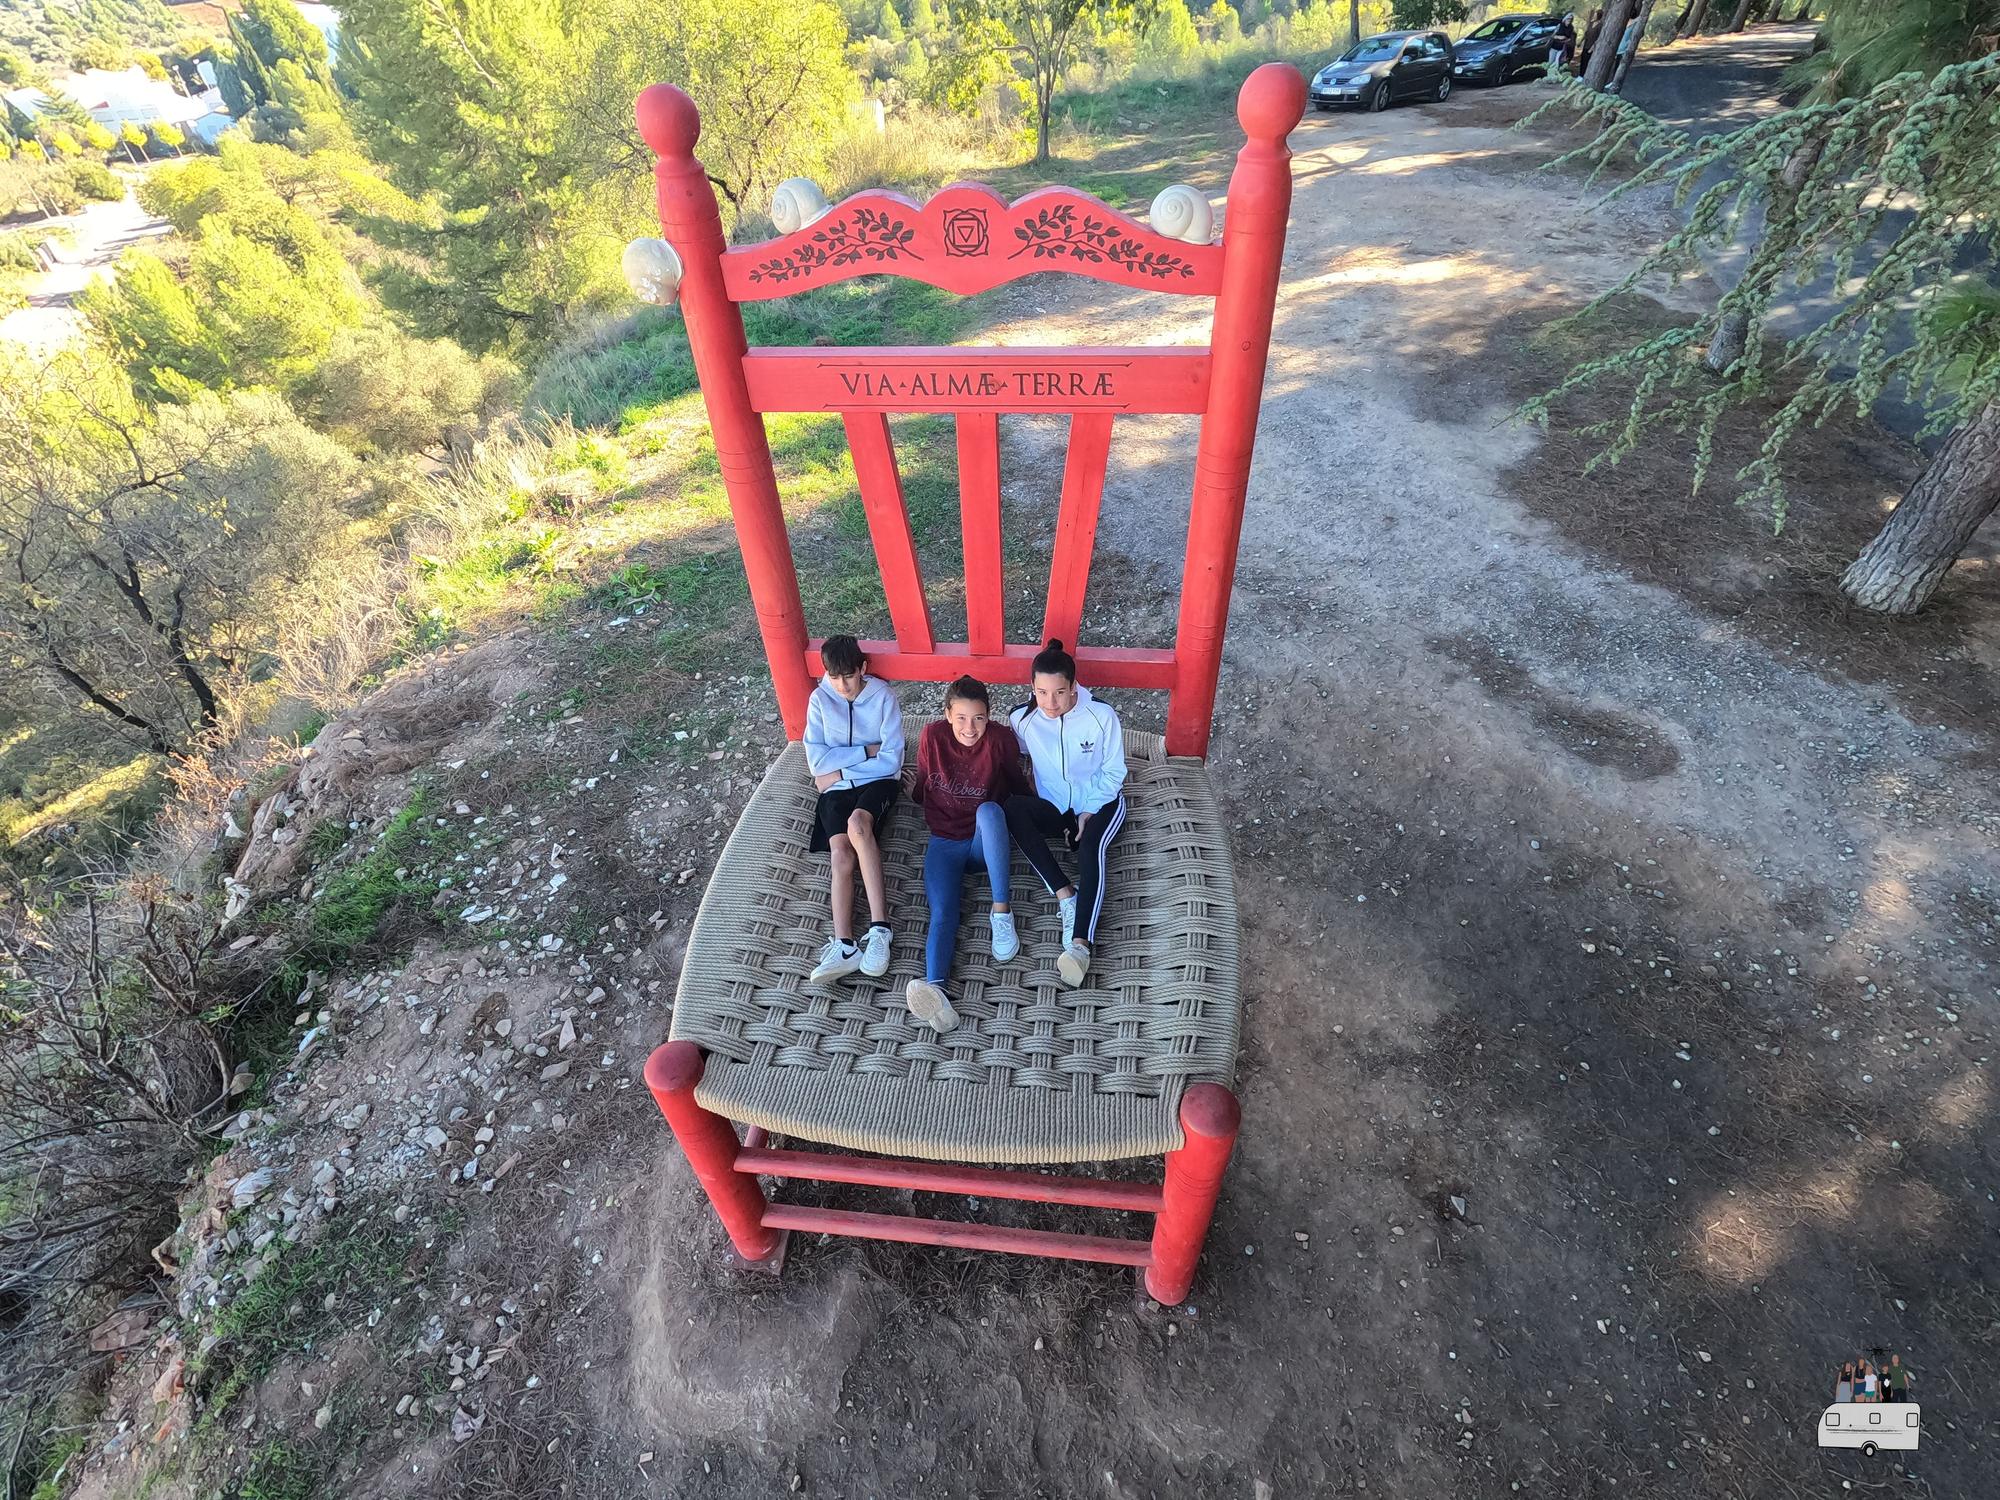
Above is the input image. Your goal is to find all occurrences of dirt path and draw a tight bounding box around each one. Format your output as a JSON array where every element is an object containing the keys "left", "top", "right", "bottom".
[
  {"left": 0, "top": 182, "right": 167, "bottom": 355},
  {"left": 797, "top": 90, "right": 1994, "bottom": 1498},
  {"left": 85, "top": 86, "right": 1998, "bottom": 1500},
  {"left": 1618, "top": 22, "right": 1815, "bottom": 138}
]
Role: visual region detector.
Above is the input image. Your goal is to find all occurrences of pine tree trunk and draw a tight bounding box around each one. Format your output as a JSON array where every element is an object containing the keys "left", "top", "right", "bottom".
[
  {"left": 1705, "top": 138, "right": 1822, "bottom": 374},
  {"left": 1840, "top": 404, "right": 2000, "bottom": 615},
  {"left": 1034, "top": 64, "right": 1053, "bottom": 163},
  {"left": 1680, "top": 0, "right": 1713, "bottom": 34},
  {"left": 1727, "top": 0, "right": 1756, "bottom": 30},
  {"left": 1586, "top": 0, "right": 1636, "bottom": 87},
  {"left": 1609, "top": 0, "right": 1660, "bottom": 90},
  {"left": 1705, "top": 306, "right": 1750, "bottom": 373},
  {"left": 1349, "top": 0, "right": 1360, "bottom": 47}
]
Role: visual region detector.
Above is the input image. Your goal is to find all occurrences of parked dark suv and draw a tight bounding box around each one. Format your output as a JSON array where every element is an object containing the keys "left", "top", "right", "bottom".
[
  {"left": 1309, "top": 31, "right": 1455, "bottom": 112},
  {"left": 1451, "top": 13, "right": 1565, "bottom": 86}
]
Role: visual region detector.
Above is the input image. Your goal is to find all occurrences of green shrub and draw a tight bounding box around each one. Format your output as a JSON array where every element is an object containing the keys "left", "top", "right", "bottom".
[
  {"left": 34, "top": 175, "right": 84, "bottom": 215},
  {"left": 295, "top": 794, "right": 430, "bottom": 968},
  {"left": 65, "top": 159, "right": 123, "bottom": 202},
  {"left": 0, "top": 231, "right": 43, "bottom": 272},
  {"left": 231, "top": 1439, "right": 323, "bottom": 1500},
  {"left": 296, "top": 321, "right": 514, "bottom": 456}
]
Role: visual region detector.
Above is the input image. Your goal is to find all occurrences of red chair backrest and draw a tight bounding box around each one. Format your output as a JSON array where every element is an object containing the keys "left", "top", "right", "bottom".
[{"left": 637, "top": 66, "right": 1305, "bottom": 758}]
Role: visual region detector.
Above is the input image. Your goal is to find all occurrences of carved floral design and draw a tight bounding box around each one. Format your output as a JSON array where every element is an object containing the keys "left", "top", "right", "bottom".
[
  {"left": 1007, "top": 202, "right": 1198, "bottom": 280},
  {"left": 748, "top": 206, "right": 921, "bottom": 285}
]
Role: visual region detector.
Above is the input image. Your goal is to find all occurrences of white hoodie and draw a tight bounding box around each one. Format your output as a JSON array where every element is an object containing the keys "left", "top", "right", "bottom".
[
  {"left": 1009, "top": 686, "right": 1127, "bottom": 815},
  {"left": 803, "top": 674, "right": 904, "bottom": 790}
]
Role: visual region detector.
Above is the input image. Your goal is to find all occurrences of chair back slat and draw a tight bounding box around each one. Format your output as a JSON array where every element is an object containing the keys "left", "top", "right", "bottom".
[
  {"left": 842, "top": 412, "right": 935, "bottom": 654},
  {"left": 955, "top": 413, "right": 1005, "bottom": 655},
  {"left": 740, "top": 347, "right": 1212, "bottom": 414},
  {"left": 1042, "top": 413, "right": 1113, "bottom": 651},
  {"left": 638, "top": 66, "right": 1306, "bottom": 758}
]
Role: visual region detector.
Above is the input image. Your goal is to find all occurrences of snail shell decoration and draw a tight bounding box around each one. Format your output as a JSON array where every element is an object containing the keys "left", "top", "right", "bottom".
[
  {"left": 770, "top": 177, "right": 831, "bottom": 235},
  {"left": 1148, "top": 184, "right": 1214, "bottom": 245},
  {"left": 621, "top": 237, "right": 684, "bottom": 306}
]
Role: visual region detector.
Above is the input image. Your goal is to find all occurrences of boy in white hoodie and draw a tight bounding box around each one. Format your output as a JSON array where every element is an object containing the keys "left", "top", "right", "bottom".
[
  {"left": 803, "top": 635, "right": 905, "bottom": 982},
  {"left": 1005, "top": 639, "right": 1127, "bottom": 987}
]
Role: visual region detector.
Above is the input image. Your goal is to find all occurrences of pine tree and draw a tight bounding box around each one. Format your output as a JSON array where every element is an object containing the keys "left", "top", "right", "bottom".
[
  {"left": 221, "top": 14, "right": 276, "bottom": 109},
  {"left": 339, "top": 0, "right": 856, "bottom": 350},
  {"left": 1526, "top": 18, "right": 2000, "bottom": 613}
]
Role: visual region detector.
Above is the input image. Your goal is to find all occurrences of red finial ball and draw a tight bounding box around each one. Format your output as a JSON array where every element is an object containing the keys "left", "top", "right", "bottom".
[
  {"left": 1237, "top": 62, "right": 1306, "bottom": 143},
  {"left": 636, "top": 84, "right": 700, "bottom": 159}
]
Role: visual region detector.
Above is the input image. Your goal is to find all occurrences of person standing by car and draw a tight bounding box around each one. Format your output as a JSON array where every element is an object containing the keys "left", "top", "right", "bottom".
[{"left": 1550, "top": 13, "right": 1578, "bottom": 76}]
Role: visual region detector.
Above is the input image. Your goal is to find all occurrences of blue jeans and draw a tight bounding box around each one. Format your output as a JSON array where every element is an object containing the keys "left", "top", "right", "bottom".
[{"left": 922, "top": 802, "right": 1011, "bottom": 984}]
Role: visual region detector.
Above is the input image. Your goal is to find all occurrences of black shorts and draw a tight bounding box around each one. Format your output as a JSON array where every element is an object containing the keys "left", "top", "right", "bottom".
[{"left": 809, "top": 779, "right": 899, "bottom": 853}]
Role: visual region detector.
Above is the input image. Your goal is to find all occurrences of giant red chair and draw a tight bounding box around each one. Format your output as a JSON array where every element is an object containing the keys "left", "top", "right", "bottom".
[{"left": 632, "top": 65, "right": 1305, "bottom": 1306}]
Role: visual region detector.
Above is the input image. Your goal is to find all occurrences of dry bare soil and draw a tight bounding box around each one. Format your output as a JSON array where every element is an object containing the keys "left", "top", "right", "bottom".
[{"left": 77, "top": 84, "right": 2000, "bottom": 1500}]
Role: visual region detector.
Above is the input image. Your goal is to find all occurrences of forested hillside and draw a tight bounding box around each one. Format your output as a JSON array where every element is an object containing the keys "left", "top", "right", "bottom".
[
  {"left": 1, "top": 0, "right": 1405, "bottom": 874},
  {"left": 0, "top": 0, "right": 193, "bottom": 71}
]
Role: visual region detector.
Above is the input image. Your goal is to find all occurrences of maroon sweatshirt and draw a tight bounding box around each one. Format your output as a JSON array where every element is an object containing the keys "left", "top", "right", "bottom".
[{"left": 912, "top": 720, "right": 1027, "bottom": 839}]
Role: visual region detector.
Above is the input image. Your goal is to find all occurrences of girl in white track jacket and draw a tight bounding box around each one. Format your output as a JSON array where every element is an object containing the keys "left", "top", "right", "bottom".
[{"left": 1005, "top": 640, "right": 1128, "bottom": 989}]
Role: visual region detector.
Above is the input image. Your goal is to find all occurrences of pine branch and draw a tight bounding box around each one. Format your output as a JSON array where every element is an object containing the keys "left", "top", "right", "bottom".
[{"left": 1520, "top": 52, "right": 2000, "bottom": 525}]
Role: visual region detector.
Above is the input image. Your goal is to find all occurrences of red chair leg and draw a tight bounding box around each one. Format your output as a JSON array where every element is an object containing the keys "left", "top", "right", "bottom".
[
  {"left": 644, "top": 1042, "right": 785, "bottom": 1266},
  {"left": 1145, "top": 1083, "right": 1241, "bottom": 1306}
]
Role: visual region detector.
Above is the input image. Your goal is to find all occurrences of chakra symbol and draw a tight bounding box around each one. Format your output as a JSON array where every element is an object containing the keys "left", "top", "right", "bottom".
[{"left": 942, "top": 208, "right": 989, "bottom": 257}]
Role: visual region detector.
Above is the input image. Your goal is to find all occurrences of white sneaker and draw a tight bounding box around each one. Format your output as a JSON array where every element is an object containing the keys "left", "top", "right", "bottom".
[
  {"left": 860, "top": 924, "right": 892, "bottom": 977},
  {"left": 905, "top": 979, "right": 958, "bottom": 1033},
  {"left": 989, "top": 911, "right": 1020, "bottom": 963},
  {"left": 810, "top": 936, "right": 861, "bottom": 982},
  {"left": 1057, "top": 939, "right": 1092, "bottom": 989},
  {"left": 1058, "top": 895, "right": 1077, "bottom": 950}
]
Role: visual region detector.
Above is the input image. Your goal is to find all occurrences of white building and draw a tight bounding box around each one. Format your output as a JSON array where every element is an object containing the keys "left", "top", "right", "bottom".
[
  {"left": 55, "top": 67, "right": 220, "bottom": 131},
  {"left": 3, "top": 86, "right": 52, "bottom": 123},
  {"left": 45, "top": 67, "right": 233, "bottom": 146}
]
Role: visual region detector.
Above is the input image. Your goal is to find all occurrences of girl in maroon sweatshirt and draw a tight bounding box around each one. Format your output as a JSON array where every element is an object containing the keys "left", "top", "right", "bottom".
[{"left": 902, "top": 676, "right": 1027, "bottom": 1031}]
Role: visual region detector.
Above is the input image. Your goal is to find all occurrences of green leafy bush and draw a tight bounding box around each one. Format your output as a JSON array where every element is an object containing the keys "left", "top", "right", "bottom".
[
  {"left": 65, "top": 158, "right": 123, "bottom": 201},
  {"left": 0, "top": 230, "right": 43, "bottom": 271},
  {"left": 296, "top": 321, "right": 514, "bottom": 455}
]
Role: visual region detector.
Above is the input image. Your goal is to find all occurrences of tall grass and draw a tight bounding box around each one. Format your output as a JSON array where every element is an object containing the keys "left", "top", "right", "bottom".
[
  {"left": 527, "top": 278, "right": 980, "bottom": 432},
  {"left": 826, "top": 102, "right": 1027, "bottom": 200},
  {"left": 523, "top": 308, "right": 692, "bottom": 431}
]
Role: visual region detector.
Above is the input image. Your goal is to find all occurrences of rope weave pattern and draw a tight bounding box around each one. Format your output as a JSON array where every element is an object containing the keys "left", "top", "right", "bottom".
[{"left": 670, "top": 732, "right": 1240, "bottom": 1163}]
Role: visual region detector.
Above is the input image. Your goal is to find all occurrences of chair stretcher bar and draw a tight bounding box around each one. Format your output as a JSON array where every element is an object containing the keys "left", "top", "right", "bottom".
[
  {"left": 736, "top": 1144, "right": 1167, "bottom": 1213},
  {"left": 645, "top": 1041, "right": 1239, "bottom": 1305},
  {"left": 761, "top": 1204, "right": 1153, "bottom": 1268}
]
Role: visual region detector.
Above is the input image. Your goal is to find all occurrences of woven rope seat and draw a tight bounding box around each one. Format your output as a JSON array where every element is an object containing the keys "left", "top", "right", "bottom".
[{"left": 668, "top": 730, "right": 1239, "bottom": 1165}]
